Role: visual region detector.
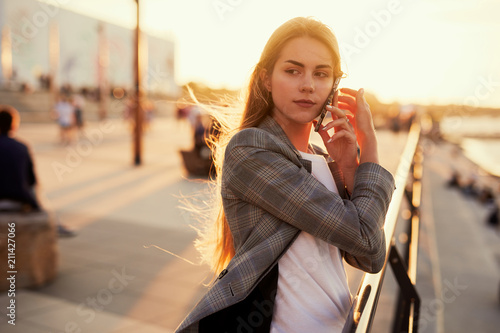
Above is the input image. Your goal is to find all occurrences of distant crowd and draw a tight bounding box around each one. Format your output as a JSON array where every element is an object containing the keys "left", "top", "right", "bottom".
[{"left": 447, "top": 169, "right": 499, "bottom": 228}]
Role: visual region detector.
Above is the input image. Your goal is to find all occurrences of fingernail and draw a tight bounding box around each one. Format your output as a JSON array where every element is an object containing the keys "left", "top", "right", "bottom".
[
  {"left": 359, "top": 88, "right": 364, "bottom": 94},
  {"left": 327, "top": 136, "right": 333, "bottom": 143},
  {"left": 322, "top": 125, "right": 328, "bottom": 130}
]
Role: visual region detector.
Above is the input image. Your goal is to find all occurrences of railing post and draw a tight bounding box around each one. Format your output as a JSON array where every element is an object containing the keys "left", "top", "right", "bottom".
[
  {"left": 341, "top": 122, "right": 422, "bottom": 333},
  {"left": 390, "top": 245, "right": 421, "bottom": 333},
  {"left": 392, "top": 145, "right": 423, "bottom": 333}
]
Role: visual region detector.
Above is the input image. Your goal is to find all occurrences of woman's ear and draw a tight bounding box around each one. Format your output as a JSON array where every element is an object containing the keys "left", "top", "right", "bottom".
[{"left": 260, "top": 69, "right": 272, "bottom": 92}]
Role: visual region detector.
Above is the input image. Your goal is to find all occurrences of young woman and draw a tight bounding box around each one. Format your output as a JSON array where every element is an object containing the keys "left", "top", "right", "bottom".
[{"left": 176, "top": 17, "right": 395, "bottom": 333}]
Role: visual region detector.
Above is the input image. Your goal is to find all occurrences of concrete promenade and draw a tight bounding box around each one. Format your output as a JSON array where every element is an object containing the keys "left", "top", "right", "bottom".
[{"left": 0, "top": 117, "right": 499, "bottom": 332}]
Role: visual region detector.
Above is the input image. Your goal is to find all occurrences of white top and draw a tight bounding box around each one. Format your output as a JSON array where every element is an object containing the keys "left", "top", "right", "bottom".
[
  {"left": 270, "top": 151, "right": 352, "bottom": 333},
  {"left": 54, "top": 101, "right": 74, "bottom": 127}
]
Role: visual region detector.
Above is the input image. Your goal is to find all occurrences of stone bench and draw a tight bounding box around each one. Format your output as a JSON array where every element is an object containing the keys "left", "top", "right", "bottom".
[{"left": 0, "top": 210, "right": 59, "bottom": 291}]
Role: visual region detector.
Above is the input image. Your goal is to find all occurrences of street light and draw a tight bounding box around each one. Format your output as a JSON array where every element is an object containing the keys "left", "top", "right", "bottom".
[{"left": 133, "top": 0, "right": 143, "bottom": 166}]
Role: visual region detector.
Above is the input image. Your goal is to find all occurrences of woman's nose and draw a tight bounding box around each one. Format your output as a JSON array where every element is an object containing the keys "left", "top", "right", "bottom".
[{"left": 300, "top": 76, "right": 314, "bottom": 93}]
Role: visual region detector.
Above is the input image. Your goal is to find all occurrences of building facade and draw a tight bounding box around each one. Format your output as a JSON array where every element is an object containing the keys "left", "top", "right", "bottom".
[{"left": 0, "top": 0, "right": 177, "bottom": 96}]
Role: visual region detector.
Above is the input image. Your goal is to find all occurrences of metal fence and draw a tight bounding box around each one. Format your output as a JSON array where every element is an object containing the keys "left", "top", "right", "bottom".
[{"left": 342, "top": 122, "right": 422, "bottom": 333}]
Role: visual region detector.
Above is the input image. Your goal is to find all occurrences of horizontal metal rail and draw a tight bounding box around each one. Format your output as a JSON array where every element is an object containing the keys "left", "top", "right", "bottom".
[{"left": 342, "top": 122, "right": 422, "bottom": 333}]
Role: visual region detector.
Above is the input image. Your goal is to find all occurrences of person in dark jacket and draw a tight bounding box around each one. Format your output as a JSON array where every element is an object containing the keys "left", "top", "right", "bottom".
[
  {"left": 0, "top": 105, "right": 40, "bottom": 211},
  {"left": 0, "top": 105, "right": 75, "bottom": 236}
]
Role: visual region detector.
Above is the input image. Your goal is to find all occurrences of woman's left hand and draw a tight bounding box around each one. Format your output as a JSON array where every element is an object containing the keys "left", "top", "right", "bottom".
[{"left": 316, "top": 91, "right": 359, "bottom": 188}]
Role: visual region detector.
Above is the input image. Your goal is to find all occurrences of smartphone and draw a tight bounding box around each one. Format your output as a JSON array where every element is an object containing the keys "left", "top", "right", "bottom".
[{"left": 314, "top": 77, "right": 341, "bottom": 132}]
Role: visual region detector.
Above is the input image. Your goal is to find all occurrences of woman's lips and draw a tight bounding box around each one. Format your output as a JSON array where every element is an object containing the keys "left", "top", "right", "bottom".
[{"left": 294, "top": 99, "right": 316, "bottom": 108}]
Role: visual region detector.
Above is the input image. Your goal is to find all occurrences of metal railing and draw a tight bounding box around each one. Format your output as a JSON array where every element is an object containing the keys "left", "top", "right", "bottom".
[{"left": 342, "top": 122, "right": 423, "bottom": 333}]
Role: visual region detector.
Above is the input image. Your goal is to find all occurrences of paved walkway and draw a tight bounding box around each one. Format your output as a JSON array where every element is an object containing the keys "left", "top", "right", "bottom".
[
  {"left": 0, "top": 117, "right": 498, "bottom": 332},
  {"left": 417, "top": 138, "right": 500, "bottom": 333},
  {"left": 1, "top": 117, "right": 212, "bottom": 332}
]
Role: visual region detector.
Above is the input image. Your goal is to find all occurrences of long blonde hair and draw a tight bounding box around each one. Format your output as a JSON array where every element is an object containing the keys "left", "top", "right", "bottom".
[{"left": 194, "top": 17, "right": 344, "bottom": 277}]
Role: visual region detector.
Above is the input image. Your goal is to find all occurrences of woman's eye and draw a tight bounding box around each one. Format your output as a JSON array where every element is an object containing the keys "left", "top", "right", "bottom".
[
  {"left": 285, "top": 69, "right": 300, "bottom": 75},
  {"left": 315, "top": 72, "right": 329, "bottom": 78}
]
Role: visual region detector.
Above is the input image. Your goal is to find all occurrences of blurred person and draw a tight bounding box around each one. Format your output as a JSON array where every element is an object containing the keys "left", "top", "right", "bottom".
[
  {"left": 180, "top": 113, "right": 220, "bottom": 177},
  {"left": 176, "top": 100, "right": 189, "bottom": 122},
  {"left": 176, "top": 17, "right": 394, "bottom": 332},
  {"left": 123, "top": 96, "right": 137, "bottom": 134},
  {"left": 462, "top": 172, "right": 479, "bottom": 198},
  {"left": 175, "top": 99, "right": 194, "bottom": 134},
  {"left": 20, "top": 82, "right": 34, "bottom": 94},
  {"left": 60, "top": 83, "right": 73, "bottom": 96},
  {"left": 447, "top": 170, "right": 461, "bottom": 188},
  {"left": 72, "top": 94, "right": 86, "bottom": 136},
  {"left": 52, "top": 94, "right": 76, "bottom": 144},
  {"left": 123, "top": 96, "right": 135, "bottom": 121},
  {"left": 486, "top": 198, "right": 499, "bottom": 227},
  {"left": 124, "top": 97, "right": 156, "bottom": 133},
  {"left": 143, "top": 99, "right": 155, "bottom": 132},
  {"left": 193, "top": 114, "right": 207, "bottom": 156},
  {"left": 38, "top": 73, "right": 51, "bottom": 90},
  {"left": 0, "top": 106, "right": 39, "bottom": 211},
  {"left": 387, "top": 103, "right": 401, "bottom": 133},
  {"left": 187, "top": 104, "right": 202, "bottom": 130},
  {"left": 479, "top": 187, "right": 499, "bottom": 227},
  {"left": 0, "top": 105, "right": 75, "bottom": 236},
  {"left": 479, "top": 186, "right": 495, "bottom": 204}
]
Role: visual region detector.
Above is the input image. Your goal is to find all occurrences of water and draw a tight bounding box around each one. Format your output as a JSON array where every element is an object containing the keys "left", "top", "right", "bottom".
[
  {"left": 461, "top": 138, "right": 500, "bottom": 177},
  {"left": 441, "top": 116, "right": 500, "bottom": 177}
]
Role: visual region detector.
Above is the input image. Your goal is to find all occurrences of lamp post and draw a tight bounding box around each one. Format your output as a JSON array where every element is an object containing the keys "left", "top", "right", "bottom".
[
  {"left": 133, "top": 0, "right": 143, "bottom": 165},
  {"left": 1, "top": 26, "right": 13, "bottom": 86},
  {"left": 49, "top": 22, "right": 59, "bottom": 108},
  {"left": 97, "top": 22, "right": 109, "bottom": 120}
]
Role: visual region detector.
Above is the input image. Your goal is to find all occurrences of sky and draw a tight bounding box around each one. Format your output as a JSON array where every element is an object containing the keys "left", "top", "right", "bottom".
[{"left": 41, "top": 0, "right": 500, "bottom": 108}]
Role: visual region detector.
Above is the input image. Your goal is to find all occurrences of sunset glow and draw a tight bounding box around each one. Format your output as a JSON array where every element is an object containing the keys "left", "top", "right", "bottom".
[{"left": 42, "top": 0, "right": 500, "bottom": 108}]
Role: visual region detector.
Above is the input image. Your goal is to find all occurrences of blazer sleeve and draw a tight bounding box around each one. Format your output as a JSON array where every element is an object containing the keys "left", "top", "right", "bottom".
[{"left": 222, "top": 131, "right": 395, "bottom": 273}]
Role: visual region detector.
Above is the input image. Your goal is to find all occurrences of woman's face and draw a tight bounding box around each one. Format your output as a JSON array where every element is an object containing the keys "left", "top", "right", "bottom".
[{"left": 264, "top": 36, "right": 334, "bottom": 127}]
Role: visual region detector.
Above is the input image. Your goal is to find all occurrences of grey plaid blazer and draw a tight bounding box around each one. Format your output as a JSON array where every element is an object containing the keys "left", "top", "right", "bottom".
[{"left": 176, "top": 116, "right": 395, "bottom": 332}]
